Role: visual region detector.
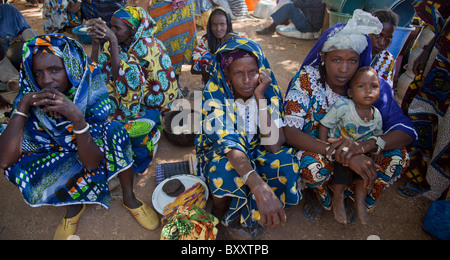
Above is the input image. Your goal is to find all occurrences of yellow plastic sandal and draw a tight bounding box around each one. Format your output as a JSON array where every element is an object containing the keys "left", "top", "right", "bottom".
[
  {"left": 53, "top": 204, "right": 86, "bottom": 240},
  {"left": 123, "top": 198, "right": 159, "bottom": 231}
]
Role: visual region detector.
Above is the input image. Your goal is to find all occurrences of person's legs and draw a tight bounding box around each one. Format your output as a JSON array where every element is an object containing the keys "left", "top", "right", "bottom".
[
  {"left": 119, "top": 167, "right": 159, "bottom": 230},
  {"left": 65, "top": 204, "right": 84, "bottom": 219},
  {"left": 119, "top": 167, "right": 141, "bottom": 209},
  {"left": 355, "top": 179, "right": 369, "bottom": 225},
  {"left": 54, "top": 204, "right": 86, "bottom": 240},
  {"left": 332, "top": 162, "right": 354, "bottom": 224},
  {"left": 332, "top": 183, "right": 347, "bottom": 224},
  {"left": 256, "top": 3, "right": 295, "bottom": 35}
]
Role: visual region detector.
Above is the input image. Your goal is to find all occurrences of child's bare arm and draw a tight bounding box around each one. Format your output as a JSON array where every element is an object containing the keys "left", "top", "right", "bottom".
[{"left": 319, "top": 123, "right": 329, "bottom": 142}]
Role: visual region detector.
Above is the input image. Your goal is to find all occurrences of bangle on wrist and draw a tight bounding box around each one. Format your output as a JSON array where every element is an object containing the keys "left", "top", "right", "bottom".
[
  {"left": 242, "top": 169, "right": 256, "bottom": 184},
  {"left": 258, "top": 106, "right": 268, "bottom": 111},
  {"left": 368, "top": 136, "right": 385, "bottom": 155},
  {"left": 13, "top": 109, "right": 28, "bottom": 118},
  {"left": 73, "top": 123, "right": 90, "bottom": 135}
]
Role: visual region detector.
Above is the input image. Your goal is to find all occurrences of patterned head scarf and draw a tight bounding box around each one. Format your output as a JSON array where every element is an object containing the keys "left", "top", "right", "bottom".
[
  {"left": 112, "top": 6, "right": 157, "bottom": 51},
  {"left": 219, "top": 49, "right": 257, "bottom": 71},
  {"left": 15, "top": 34, "right": 109, "bottom": 152},
  {"left": 113, "top": 6, "right": 142, "bottom": 30},
  {"left": 196, "top": 37, "right": 284, "bottom": 157}
]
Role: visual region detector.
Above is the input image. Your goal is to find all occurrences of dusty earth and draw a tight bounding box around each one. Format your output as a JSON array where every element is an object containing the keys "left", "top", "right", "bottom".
[{"left": 0, "top": 1, "right": 434, "bottom": 240}]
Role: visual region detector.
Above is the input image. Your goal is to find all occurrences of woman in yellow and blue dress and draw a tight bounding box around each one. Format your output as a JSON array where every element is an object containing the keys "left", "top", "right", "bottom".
[{"left": 195, "top": 37, "right": 301, "bottom": 237}]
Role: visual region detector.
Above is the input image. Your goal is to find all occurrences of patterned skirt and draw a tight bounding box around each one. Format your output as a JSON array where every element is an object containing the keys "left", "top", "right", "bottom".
[
  {"left": 297, "top": 148, "right": 409, "bottom": 211},
  {"left": 201, "top": 146, "right": 301, "bottom": 227},
  {"left": 3, "top": 120, "right": 133, "bottom": 208}
]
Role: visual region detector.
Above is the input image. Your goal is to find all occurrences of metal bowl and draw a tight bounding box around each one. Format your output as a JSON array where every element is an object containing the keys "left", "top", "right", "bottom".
[{"left": 163, "top": 109, "right": 201, "bottom": 146}]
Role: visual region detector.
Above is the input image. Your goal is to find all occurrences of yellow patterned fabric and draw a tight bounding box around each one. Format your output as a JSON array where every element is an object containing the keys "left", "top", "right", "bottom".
[
  {"left": 195, "top": 37, "right": 301, "bottom": 227},
  {"left": 149, "top": 0, "right": 197, "bottom": 75}
]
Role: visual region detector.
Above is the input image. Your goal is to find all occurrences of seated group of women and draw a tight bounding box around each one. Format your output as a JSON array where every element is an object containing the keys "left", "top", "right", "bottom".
[{"left": 0, "top": 7, "right": 417, "bottom": 240}]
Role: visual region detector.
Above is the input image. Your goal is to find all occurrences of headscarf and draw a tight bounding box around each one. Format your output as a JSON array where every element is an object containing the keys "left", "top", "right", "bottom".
[
  {"left": 322, "top": 9, "right": 382, "bottom": 54},
  {"left": 195, "top": 37, "right": 284, "bottom": 160},
  {"left": 112, "top": 6, "right": 157, "bottom": 50},
  {"left": 113, "top": 5, "right": 141, "bottom": 30},
  {"left": 219, "top": 49, "right": 257, "bottom": 71},
  {"left": 14, "top": 34, "right": 109, "bottom": 152}
]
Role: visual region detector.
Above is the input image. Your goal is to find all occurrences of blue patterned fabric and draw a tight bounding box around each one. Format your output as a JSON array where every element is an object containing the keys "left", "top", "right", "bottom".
[{"left": 2, "top": 34, "right": 133, "bottom": 208}]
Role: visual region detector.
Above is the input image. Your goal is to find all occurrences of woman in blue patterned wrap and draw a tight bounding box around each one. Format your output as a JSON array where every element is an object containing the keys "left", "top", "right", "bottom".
[{"left": 0, "top": 34, "right": 159, "bottom": 240}]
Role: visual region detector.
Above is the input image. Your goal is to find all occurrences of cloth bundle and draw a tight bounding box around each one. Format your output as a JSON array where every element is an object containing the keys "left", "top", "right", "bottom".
[{"left": 160, "top": 205, "right": 219, "bottom": 240}]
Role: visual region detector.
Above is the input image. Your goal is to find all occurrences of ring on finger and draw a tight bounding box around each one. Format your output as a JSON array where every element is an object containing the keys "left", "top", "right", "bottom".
[
  {"left": 342, "top": 147, "right": 349, "bottom": 153},
  {"left": 52, "top": 93, "right": 56, "bottom": 100}
]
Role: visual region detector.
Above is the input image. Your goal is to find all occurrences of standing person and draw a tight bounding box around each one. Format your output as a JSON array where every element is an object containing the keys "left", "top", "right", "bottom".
[
  {"left": 318, "top": 67, "right": 383, "bottom": 225},
  {"left": 256, "top": 0, "right": 325, "bottom": 40},
  {"left": 195, "top": 37, "right": 301, "bottom": 239},
  {"left": 191, "top": 8, "right": 246, "bottom": 85},
  {"left": 88, "top": 6, "right": 181, "bottom": 173},
  {"left": 149, "top": 0, "right": 197, "bottom": 96},
  {"left": 283, "top": 9, "right": 417, "bottom": 222},
  {"left": 399, "top": 0, "right": 449, "bottom": 201},
  {"left": 370, "top": 9, "right": 399, "bottom": 87},
  {"left": 0, "top": 34, "right": 159, "bottom": 240}
]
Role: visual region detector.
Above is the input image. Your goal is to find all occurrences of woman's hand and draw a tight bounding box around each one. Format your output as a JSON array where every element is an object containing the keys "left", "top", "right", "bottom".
[
  {"left": 249, "top": 174, "right": 286, "bottom": 228},
  {"left": 30, "top": 88, "right": 85, "bottom": 127},
  {"left": 87, "top": 18, "right": 116, "bottom": 43},
  {"left": 254, "top": 69, "right": 271, "bottom": 99},
  {"left": 326, "top": 137, "right": 365, "bottom": 166},
  {"left": 348, "top": 154, "right": 378, "bottom": 189}
]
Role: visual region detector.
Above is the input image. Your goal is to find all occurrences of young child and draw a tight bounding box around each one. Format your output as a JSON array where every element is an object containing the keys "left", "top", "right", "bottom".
[
  {"left": 191, "top": 8, "right": 246, "bottom": 85},
  {"left": 319, "top": 66, "right": 383, "bottom": 225}
]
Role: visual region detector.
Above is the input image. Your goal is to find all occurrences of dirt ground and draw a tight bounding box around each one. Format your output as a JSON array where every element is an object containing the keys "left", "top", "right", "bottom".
[{"left": 0, "top": 1, "right": 434, "bottom": 240}]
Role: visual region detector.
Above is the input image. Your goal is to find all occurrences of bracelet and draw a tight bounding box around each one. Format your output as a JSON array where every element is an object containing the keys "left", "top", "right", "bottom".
[
  {"left": 13, "top": 109, "right": 28, "bottom": 118},
  {"left": 241, "top": 169, "right": 255, "bottom": 184},
  {"left": 73, "top": 123, "right": 90, "bottom": 135},
  {"left": 258, "top": 106, "right": 269, "bottom": 111}
]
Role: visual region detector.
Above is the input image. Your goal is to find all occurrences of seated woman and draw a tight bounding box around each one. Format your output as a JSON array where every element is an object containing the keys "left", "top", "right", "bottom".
[
  {"left": 283, "top": 10, "right": 417, "bottom": 223},
  {"left": 370, "top": 9, "right": 399, "bottom": 87},
  {"left": 195, "top": 37, "right": 301, "bottom": 238},
  {"left": 0, "top": 34, "right": 159, "bottom": 240},
  {"left": 191, "top": 8, "right": 246, "bottom": 85},
  {"left": 89, "top": 6, "right": 181, "bottom": 173}
]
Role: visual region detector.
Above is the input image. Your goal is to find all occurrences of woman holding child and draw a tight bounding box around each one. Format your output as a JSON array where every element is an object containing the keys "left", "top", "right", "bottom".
[{"left": 283, "top": 10, "right": 417, "bottom": 224}]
